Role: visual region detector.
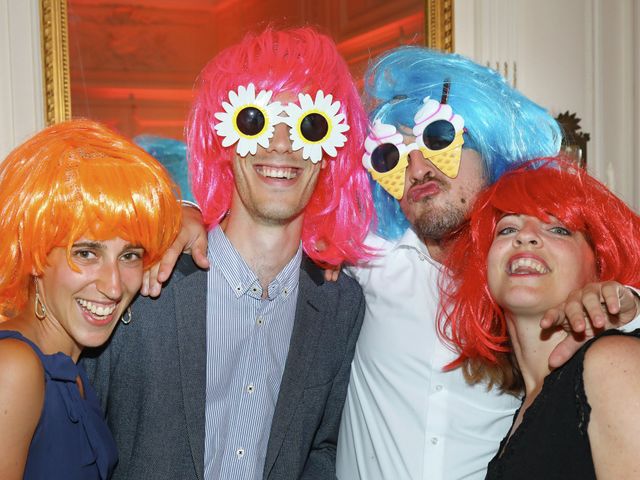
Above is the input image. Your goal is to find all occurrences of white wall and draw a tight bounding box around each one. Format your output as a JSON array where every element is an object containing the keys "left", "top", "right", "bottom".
[
  {"left": 455, "top": 0, "right": 639, "bottom": 211},
  {"left": 0, "top": 0, "right": 44, "bottom": 159}
]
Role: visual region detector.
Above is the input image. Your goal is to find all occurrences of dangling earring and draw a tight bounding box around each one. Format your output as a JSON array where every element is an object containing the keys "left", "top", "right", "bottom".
[
  {"left": 34, "top": 279, "right": 47, "bottom": 320},
  {"left": 121, "top": 307, "right": 132, "bottom": 325}
]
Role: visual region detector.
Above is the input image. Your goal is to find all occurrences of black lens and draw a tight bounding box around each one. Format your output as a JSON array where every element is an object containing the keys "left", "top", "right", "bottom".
[
  {"left": 422, "top": 119, "right": 456, "bottom": 150},
  {"left": 371, "top": 143, "right": 400, "bottom": 173},
  {"left": 300, "top": 113, "right": 329, "bottom": 142},
  {"left": 236, "top": 107, "right": 265, "bottom": 136}
]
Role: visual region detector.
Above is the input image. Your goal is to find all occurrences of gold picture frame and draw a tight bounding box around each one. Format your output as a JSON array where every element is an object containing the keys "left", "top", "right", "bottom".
[
  {"left": 40, "top": 0, "right": 454, "bottom": 126},
  {"left": 40, "top": 0, "right": 71, "bottom": 125},
  {"left": 425, "top": 0, "right": 455, "bottom": 53}
]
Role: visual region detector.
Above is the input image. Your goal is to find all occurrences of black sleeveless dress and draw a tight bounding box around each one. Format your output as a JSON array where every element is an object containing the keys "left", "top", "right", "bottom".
[{"left": 485, "top": 329, "right": 640, "bottom": 480}]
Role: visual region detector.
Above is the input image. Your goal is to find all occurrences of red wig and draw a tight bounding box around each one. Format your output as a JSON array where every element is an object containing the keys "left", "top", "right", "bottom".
[
  {"left": 187, "top": 27, "right": 374, "bottom": 266},
  {"left": 0, "top": 119, "right": 182, "bottom": 314},
  {"left": 439, "top": 159, "right": 640, "bottom": 378}
]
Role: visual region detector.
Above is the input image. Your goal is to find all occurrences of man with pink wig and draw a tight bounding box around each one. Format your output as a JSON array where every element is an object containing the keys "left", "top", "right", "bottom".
[{"left": 83, "top": 27, "right": 373, "bottom": 480}]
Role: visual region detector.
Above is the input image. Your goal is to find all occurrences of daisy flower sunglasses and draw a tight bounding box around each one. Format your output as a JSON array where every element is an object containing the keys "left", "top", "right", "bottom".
[{"left": 214, "top": 83, "right": 349, "bottom": 163}]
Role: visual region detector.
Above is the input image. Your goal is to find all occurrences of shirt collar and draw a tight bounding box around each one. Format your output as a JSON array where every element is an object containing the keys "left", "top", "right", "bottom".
[
  {"left": 391, "top": 227, "right": 443, "bottom": 267},
  {"left": 392, "top": 227, "right": 429, "bottom": 255},
  {"left": 208, "top": 225, "right": 302, "bottom": 300}
]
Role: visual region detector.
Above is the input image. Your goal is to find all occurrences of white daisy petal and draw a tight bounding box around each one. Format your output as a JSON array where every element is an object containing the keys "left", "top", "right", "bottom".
[
  {"left": 307, "top": 145, "right": 323, "bottom": 163},
  {"left": 328, "top": 101, "right": 341, "bottom": 117},
  {"left": 323, "top": 144, "right": 338, "bottom": 158},
  {"left": 221, "top": 133, "right": 239, "bottom": 148},
  {"left": 237, "top": 140, "right": 250, "bottom": 157}
]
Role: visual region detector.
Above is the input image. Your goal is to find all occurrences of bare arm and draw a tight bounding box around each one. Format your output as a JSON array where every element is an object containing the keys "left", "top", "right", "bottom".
[
  {"left": 584, "top": 334, "right": 640, "bottom": 479},
  {"left": 141, "top": 204, "right": 210, "bottom": 297},
  {"left": 0, "top": 340, "right": 45, "bottom": 479},
  {"left": 541, "top": 281, "right": 640, "bottom": 368}
]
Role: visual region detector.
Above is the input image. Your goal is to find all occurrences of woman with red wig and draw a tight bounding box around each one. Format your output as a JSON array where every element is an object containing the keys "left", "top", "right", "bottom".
[
  {"left": 439, "top": 159, "right": 640, "bottom": 479},
  {"left": 0, "top": 119, "right": 181, "bottom": 479}
]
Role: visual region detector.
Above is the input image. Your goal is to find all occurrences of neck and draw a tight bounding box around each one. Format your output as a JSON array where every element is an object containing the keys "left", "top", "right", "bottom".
[
  {"left": 505, "top": 312, "right": 566, "bottom": 396},
  {"left": 424, "top": 237, "right": 447, "bottom": 263},
  {"left": 223, "top": 205, "right": 303, "bottom": 293},
  {"left": 7, "top": 292, "right": 82, "bottom": 362}
]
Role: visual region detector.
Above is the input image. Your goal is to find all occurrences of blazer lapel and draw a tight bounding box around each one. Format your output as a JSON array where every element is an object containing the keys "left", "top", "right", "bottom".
[
  {"left": 173, "top": 260, "right": 208, "bottom": 480},
  {"left": 263, "top": 258, "right": 326, "bottom": 476}
]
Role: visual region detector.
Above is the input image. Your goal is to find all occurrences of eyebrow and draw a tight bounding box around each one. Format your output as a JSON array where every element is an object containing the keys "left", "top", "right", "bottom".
[
  {"left": 71, "top": 241, "right": 143, "bottom": 250},
  {"left": 497, "top": 213, "right": 521, "bottom": 221}
]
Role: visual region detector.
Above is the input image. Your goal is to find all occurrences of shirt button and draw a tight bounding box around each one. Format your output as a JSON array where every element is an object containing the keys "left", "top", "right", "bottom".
[
  {"left": 236, "top": 448, "right": 245, "bottom": 458},
  {"left": 418, "top": 254, "right": 426, "bottom": 261},
  {"left": 256, "top": 316, "right": 264, "bottom": 326},
  {"left": 246, "top": 384, "right": 255, "bottom": 394},
  {"left": 431, "top": 437, "right": 439, "bottom": 445},
  {"left": 435, "top": 384, "right": 443, "bottom": 392}
]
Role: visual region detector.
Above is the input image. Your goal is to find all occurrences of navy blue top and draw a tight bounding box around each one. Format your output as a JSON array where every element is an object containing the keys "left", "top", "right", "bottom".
[{"left": 0, "top": 330, "right": 117, "bottom": 479}]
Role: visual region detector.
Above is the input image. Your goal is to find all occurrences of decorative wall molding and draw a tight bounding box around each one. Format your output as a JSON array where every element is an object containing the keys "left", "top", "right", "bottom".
[
  {"left": 41, "top": 0, "right": 71, "bottom": 124},
  {"left": 425, "top": 0, "right": 454, "bottom": 52}
]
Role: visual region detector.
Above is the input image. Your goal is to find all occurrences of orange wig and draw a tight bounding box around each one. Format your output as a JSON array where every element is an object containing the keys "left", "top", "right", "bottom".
[{"left": 0, "top": 119, "right": 182, "bottom": 314}]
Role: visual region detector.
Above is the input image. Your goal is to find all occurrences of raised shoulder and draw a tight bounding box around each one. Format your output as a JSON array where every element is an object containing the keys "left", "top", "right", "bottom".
[
  {"left": 0, "top": 338, "right": 45, "bottom": 479},
  {"left": 583, "top": 333, "right": 640, "bottom": 479},
  {"left": 583, "top": 334, "right": 640, "bottom": 382}
]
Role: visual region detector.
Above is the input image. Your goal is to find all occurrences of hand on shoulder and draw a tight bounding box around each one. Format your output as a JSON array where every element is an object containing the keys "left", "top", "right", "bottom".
[{"left": 0, "top": 338, "right": 45, "bottom": 479}]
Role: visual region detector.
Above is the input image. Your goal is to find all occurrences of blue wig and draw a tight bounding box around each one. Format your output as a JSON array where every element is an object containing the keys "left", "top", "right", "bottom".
[
  {"left": 365, "top": 46, "right": 562, "bottom": 239},
  {"left": 134, "top": 135, "right": 195, "bottom": 203}
]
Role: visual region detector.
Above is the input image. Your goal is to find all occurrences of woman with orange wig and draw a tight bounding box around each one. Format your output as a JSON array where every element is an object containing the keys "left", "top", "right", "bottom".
[
  {"left": 0, "top": 119, "right": 181, "bottom": 479},
  {"left": 439, "top": 159, "right": 640, "bottom": 479}
]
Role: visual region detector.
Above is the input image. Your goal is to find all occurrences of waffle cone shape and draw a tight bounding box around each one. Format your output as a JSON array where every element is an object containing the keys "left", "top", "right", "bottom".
[{"left": 371, "top": 156, "right": 408, "bottom": 200}]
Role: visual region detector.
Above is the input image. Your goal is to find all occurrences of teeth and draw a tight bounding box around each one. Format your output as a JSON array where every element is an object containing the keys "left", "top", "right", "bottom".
[
  {"left": 77, "top": 299, "right": 117, "bottom": 317},
  {"left": 257, "top": 166, "right": 298, "bottom": 179},
  {"left": 509, "top": 257, "right": 549, "bottom": 274}
]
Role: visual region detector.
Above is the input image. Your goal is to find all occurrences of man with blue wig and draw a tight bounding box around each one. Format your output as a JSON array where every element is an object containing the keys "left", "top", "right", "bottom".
[{"left": 335, "top": 46, "right": 640, "bottom": 479}]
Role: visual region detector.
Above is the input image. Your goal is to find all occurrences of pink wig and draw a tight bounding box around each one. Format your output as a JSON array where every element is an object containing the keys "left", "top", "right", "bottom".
[
  {"left": 187, "top": 27, "right": 374, "bottom": 266},
  {"left": 439, "top": 158, "right": 640, "bottom": 371}
]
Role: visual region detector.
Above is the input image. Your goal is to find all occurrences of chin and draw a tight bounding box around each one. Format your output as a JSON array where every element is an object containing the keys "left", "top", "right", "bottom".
[
  {"left": 257, "top": 206, "right": 304, "bottom": 224},
  {"left": 80, "top": 328, "right": 118, "bottom": 350}
]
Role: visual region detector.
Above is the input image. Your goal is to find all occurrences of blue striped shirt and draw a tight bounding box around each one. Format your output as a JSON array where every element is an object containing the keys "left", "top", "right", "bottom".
[{"left": 203, "top": 226, "right": 301, "bottom": 479}]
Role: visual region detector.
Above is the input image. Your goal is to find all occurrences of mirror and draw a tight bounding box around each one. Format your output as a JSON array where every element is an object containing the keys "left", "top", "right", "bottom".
[{"left": 41, "top": 0, "right": 454, "bottom": 134}]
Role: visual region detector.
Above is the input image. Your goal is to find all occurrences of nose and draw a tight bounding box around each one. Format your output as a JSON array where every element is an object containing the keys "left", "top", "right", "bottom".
[
  {"left": 267, "top": 122, "right": 294, "bottom": 154},
  {"left": 513, "top": 224, "right": 542, "bottom": 247},
  {"left": 406, "top": 148, "right": 438, "bottom": 185},
  {"left": 97, "top": 260, "right": 123, "bottom": 301}
]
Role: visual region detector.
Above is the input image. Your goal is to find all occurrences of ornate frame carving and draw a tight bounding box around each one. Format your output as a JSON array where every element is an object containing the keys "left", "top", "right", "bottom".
[
  {"left": 41, "top": 0, "right": 71, "bottom": 125},
  {"left": 425, "top": 0, "right": 455, "bottom": 52},
  {"left": 40, "top": 1, "right": 453, "bottom": 126}
]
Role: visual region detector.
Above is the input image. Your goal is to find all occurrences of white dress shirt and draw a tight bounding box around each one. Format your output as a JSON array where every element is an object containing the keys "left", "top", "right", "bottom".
[{"left": 337, "top": 229, "right": 521, "bottom": 480}]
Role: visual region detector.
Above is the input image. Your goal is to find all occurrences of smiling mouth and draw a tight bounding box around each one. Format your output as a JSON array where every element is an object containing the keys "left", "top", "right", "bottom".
[
  {"left": 507, "top": 257, "right": 550, "bottom": 275},
  {"left": 76, "top": 299, "right": 117, "bottom": 319},
  {"left": 255, "top": 165, "right": 300, "bottom": 180}
]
